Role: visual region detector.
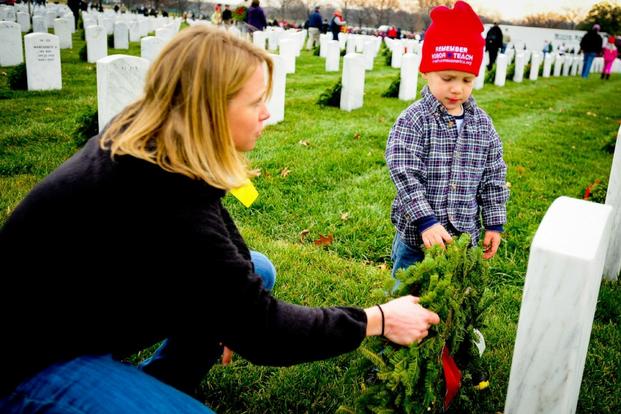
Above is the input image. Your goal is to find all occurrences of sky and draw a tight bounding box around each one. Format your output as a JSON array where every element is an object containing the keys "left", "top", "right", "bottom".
[{"left": 465, "top": 0, "right": 602, "bottom": 21}]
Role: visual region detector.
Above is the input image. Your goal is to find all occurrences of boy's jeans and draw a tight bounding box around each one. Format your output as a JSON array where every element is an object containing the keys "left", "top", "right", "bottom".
[
  {"left": 391, "top": 233, "right": 425, "bottom": 291},
  {"left": 0, "top": 251, "right": 277, "bottom": 412}
]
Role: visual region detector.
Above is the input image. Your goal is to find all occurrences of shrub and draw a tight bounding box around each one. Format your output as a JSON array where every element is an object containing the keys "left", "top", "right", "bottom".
[
  {"left": 583, "top": 179, "right": 607, "bottom": 204},
  {"left": 382, "top": 75, "right": 400, "bottom": 98},
  {"left": 312, "top": 45, "right": 320, "bottom": 56},
  {"left": 317, "top": 80, "right": 341, "bottom": 107},
  {"left": 73, "top": 106, "right": 99, "bottom": 147},
  {"left": 79, "top": 44, "right": 88, "bottom": 62},
  {"left": 484, "top": 65, "right": 495, "bottom": 84},
  {"left": 8, "top": 63, "right": 27, "bottom": 91},
  {"left": 603, "top": 134, "right": 616, "bottom": 154},
  {"left": 108, "top": 34, "right": 114, "bottom": 49},
  {"left": 385, "top": 49, "right": 393, "bottom": 66}
]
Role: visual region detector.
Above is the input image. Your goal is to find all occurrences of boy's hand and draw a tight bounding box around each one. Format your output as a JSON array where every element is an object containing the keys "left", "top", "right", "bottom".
[
  {"left": 482, "top": 231, "right": 501, "bottom": 259},
  {"left": 421, "top": 224, "right": 453, "bottom": 249}
]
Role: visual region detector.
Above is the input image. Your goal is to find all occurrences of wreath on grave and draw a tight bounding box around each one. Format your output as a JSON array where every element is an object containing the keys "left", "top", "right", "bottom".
[
  {"left": 233, "top": 5, "right": 247, "bottom": 21},
  {"left": 382, "top": 75, "right": 400, "bottom": 98},
  {"left": 317, "top": 80, "right": 342, "bottom": 107},
  {"left": 583, "top": 179, "right": 608, "bottom": 204},
  {"left": 340, "top": 234, "right": 493, "bottom": 414}
]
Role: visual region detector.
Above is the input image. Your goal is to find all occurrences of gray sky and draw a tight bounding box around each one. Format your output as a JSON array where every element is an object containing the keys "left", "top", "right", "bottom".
[{"left": 464, "top": 0, "right": 600, "bottom": 21}]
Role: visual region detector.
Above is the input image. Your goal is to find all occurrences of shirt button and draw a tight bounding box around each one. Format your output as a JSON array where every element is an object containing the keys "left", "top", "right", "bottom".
[
  {"left": 455, "top": 151, "right": 461, "bottom": 158},
  {"left": 451, "top": 183, "right": 457, "bottom": 190}
]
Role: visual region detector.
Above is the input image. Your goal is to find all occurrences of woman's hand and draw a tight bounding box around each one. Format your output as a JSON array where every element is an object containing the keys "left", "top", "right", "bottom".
[{"left": 365, "top": 296, "right": 440, "bottom": 346}]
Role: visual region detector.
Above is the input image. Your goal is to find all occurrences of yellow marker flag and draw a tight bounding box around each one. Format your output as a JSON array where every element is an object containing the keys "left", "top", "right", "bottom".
[{"left": 230, "top": 180, "right": 258, "bottom": 208}]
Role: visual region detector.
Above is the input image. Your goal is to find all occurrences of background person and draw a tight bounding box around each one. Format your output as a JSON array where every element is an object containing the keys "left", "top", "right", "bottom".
[
  {"left": 580, "top": 24, "right": 603, "bottom": 78},
  {"left": 329, "top": 9, "right": 345, "bottom": 41},
  {"left": 246, "top": 0, "right": 267, "bottom": 32},
  {"left": 601, "top": 35, "right": 618, "bottom": 80},
  {"left": 306, "top": 6, "right": 322, "bottom": 50},
  {"left": 0, "top": 25, "right": 440, "bottom": 413},
  {"left": 485, "top": 22, "right": 502, "bottom": 70}
]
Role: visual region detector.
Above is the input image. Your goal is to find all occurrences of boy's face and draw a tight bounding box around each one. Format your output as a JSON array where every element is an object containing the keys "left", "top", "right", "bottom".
[{"left": 422, "top": 70, "right": 476, "bottom": 116}]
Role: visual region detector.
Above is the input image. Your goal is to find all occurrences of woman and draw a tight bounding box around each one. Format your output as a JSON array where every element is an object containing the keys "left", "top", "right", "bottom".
[{"left": 0, "top": 26, "right": 439, "bottom": 413}]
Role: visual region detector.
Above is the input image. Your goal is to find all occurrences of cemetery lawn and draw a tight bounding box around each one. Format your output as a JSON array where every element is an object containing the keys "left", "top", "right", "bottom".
[{"left": 1, "top": 29, "right": 620, "bottom": 413}]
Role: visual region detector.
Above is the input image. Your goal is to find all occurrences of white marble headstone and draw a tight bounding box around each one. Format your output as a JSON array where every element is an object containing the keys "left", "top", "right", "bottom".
[
  {"left": 345, "top": 36, "right": 356, "bottom": 55},
  {"left": 253, "top": 30, "right": 266, "bottom": 50},
  {"left": 399, "top": 53, "right": 420, "bottom": 101},
  {"left": 0, "top": 21, "right": 23, "bottom": 67},
  {"left": 85, "top": 25, "right": 107, "bottom": 63},
  {"left": 17, "top": 11, "right": 30, "bottom": 32},
  {"left": 362, "top": 40, "right": 375, "bottom": 71},
  {"left": 553, "top": 54, "right": 563, "bottom": 76},
  {"left": 513, "top": 52, "right": 525, "bottom": 82},
  {"left": 529, "top": 52, "right": 541, "bottom": 81},
  {"left": 562, "top": 56, "right": 571, "bottom": 76},
  {"left": 114, "top": 21, "right": 129, "bottom": 49},
  {"left": 474, "top": 57, "right": 485, "bottom": 90},
  {"left": 32, "top": 15, "right": 47, "bottom": 33},
  {"left": 325, "top": 40, "right": 339, "bottom": 72},
  {"left": 340, "top": 53, "right": 365, "bottom": 112},
  {"left": 140, "top": 36, "right": 165, "bottom": 62},
  {"left": 128, "top": 21, "right": 140, "bottom": 42},
  {"left": 53, "top": 17, "right": 72, "bottom": 49},
  {"left": 391, "top": 43, "right": 404, "bottom": 68},
  {"left": 24, "top": 32, "right": 61, "bottom": 90},
  {"left": 278, "top": 38, "right": 296, "bottom": 74},
  {"left": 494, "top": 53, "right": 507, "bottom": 86},
  {"left": 604, "top": 125, "right": 621, "bottom": 280},
  {"left": 97, "top": 54, "right": 149, "bottom": 131},
  {"left": 542, "top": 53, "right": 553, "bottom": 77},
  {"left": 505, "top": 196, "right": 612, "bottom": 414},
  {"left": 265, "top": 54, "right": 285, "bottom": 126}
]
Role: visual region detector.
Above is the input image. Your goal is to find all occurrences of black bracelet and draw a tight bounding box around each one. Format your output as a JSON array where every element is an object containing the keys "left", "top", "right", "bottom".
[{"left": 376, "top": 304, "right": 385, "bottom": 337}]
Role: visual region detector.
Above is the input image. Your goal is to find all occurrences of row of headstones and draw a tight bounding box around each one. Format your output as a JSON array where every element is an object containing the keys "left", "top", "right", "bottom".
[
  {"left": 504, "top": 124, "right": 621, "bottom": 413},
  {"left": 0, "top": 16, "right": 179, "bottom": 69},
  {"left": 1, "top": 3, "right": 73, "bottom": 32}
]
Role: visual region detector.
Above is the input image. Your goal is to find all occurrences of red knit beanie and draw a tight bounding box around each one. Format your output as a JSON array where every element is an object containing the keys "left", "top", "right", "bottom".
[{"left": 419, "top": 1, "right": 485, "bottom": 75}]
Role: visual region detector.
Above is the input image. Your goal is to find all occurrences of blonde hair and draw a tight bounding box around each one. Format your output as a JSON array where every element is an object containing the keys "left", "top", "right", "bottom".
[{"left": 101, "top": 25, "right": 273, "bottom": 190}]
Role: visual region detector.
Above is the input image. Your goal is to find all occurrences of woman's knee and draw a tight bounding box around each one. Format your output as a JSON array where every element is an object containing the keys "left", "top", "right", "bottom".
[{"left": 250, "top": 251, "right": 276, "bottom": 291}]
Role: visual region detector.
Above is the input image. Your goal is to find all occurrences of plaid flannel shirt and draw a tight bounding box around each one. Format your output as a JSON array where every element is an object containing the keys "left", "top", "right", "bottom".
[{"left": 386, "top": 85, "right": 509, "bottom": 248}]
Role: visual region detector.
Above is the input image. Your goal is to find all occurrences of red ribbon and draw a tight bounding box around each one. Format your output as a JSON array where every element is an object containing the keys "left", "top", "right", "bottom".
[{"left": 442, "top": 345, "right": 462, "bottom": 411}]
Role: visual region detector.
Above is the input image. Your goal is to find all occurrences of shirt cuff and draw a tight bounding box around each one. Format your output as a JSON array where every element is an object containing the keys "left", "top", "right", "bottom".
[
  {"left": 485, "top": 224, "right": 504, "bottom": 233},
  {"left": 416, "top": 215, "right": 438, "bottom": 233}
]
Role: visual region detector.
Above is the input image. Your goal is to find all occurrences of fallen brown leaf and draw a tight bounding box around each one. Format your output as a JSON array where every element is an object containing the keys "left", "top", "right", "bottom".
[
  {"left": 353, "top": 132, "right": 361, "bottom": 140},
  {"left": 299, "top": 140, "right": 310, "bottom": 146},
  {"left": 314, "top": 233, "right": 334, "bottom": 246},
  {"left": 280, "top": 167, "right": 290, "bottom": 177},
  {"left": 340, "top": 212, "right": 350, "bottom": 221}
]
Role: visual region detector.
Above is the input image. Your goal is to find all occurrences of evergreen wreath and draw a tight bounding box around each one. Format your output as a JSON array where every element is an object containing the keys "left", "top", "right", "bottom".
[{"left": 341, "top": 234, "right": 493, "bottom": 414}]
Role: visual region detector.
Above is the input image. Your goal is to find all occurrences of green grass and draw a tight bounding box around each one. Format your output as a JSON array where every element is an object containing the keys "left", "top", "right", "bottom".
[{"left": 1, "top": 29, "right": 620, "bottom": 413}]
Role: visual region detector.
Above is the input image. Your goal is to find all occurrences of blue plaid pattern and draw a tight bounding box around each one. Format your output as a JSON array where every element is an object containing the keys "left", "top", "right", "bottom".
[{"left": 386, "top": 85, "right": 509, "bottom": 248}]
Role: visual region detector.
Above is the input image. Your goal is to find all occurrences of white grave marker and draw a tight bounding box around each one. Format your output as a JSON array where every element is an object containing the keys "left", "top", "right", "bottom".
[
  {"left": 604, "top": 125, "right": 621, "bottom": 280},
  {"left": 17, "top": 11, "right": 30, "bottom": 32},
  {"left": 265, "top": 54, "right": 285, "bottom": 125},
  {"left": 529, "top": 52, "right": 541, "bottom": 81},
  {"left": 505, "top": 196, "right": 612, "bottom": 414},
  {"left": 494, "top": 53, "right": 507, "bottom": 86},
  {"left": 513, "top": 52, "right": 525, "bottom": 82},
  {"left": 53, "top": 17, "right": 72, "bottom": 49},
  {"left": 542, "top": 52, "right": 553, "bottom": 77},
  {"left": 140, "top": 36, "right": 165, "bottom": 62},
  {"left": 399, "top": 53, "right": 420, "bottom": 101},
  {"left": 279, "top": 38, "right": 296, "bottom": 74},
  {"left": 114, "top": 21, "right": 129, "bottom": 49},
  {"left": 325, "top": 40, "right": 339, "bottom": 72},
  {"left": 86, "top": 25, "right": 107, "bottom": 63},
  {"left": 97, "top": 54, "right": 149, "bottom": 131},
  {"left": 25, "top": 32, "right": 61, "bottom": 90},
  {"left": 0, "top": 21, "right": 23, "bottom": 67},
  {"left": 340, "top": 53, "right": 365, "bottom": 112},
  {"left": 32, "top": 15, "right": 47, "bottom": 33}
]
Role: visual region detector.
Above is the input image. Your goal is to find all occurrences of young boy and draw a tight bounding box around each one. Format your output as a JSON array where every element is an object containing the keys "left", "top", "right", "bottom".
[{"left": 386, "top": 1, "right": 509, "bottom": 277}]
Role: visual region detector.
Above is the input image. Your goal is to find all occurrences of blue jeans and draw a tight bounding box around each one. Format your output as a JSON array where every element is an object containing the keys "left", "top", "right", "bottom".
[
  {"left": 582, "top": 52, "right": 596, "bottom": 78},
  {"left": 0, "top": 251, "right": 277, "bottom": 413},
  {"left": 0, "top": 354, "right": 216, "bottom": 413},
  {"left": 138, "top": 250, "right": 277, "bottom": 394},
  {"left": 390, "top": 233, "right": 425, "bottom": 291}
]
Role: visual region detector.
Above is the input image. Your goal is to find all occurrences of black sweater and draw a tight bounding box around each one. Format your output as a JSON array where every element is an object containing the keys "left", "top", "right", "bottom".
[{"left": 0, "top": 136, "right": 367, "bottom": 396}]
